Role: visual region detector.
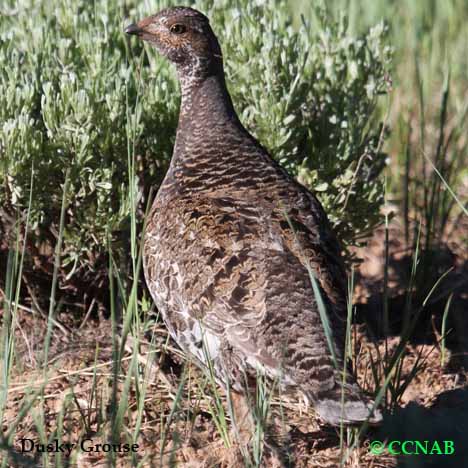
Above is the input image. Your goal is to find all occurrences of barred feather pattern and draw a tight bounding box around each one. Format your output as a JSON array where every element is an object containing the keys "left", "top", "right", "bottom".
[{"left": 131, "top": 6, "right": 381, "bottom": 426}]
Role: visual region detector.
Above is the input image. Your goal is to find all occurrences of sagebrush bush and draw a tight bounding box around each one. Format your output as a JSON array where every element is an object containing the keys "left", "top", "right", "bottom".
[{"left": 0, "top": 0, "right": 391, "bottom": 297}]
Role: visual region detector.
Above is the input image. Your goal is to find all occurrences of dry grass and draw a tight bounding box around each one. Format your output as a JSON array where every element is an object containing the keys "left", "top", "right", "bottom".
[
  {"left": 2, "top": 213, "right": 467, "bottom": 467},
  {"left": 1, "top": 1, "right": 467, "bottom": 466}
]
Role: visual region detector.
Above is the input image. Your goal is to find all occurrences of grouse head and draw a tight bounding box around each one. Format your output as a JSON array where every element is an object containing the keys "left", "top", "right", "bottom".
[{"left": 125, "top": 7, "right": 223, "bottom": 78}]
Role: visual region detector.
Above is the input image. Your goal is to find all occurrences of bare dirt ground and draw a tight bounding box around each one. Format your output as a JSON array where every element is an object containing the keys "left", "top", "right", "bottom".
[{"left": 2, "top": 214, "right": 467, "bottom": 467}]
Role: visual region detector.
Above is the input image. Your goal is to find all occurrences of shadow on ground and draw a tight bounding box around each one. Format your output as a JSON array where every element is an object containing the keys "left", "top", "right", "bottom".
[
  {"left": 355, "top": 246, "right": 468, "bottom": 370},
  {"left": 376, "top": 387, "right": 468, "bottom": 468}
]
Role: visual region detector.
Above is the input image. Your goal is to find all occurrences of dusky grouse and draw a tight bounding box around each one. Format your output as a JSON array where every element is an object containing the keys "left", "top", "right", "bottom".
[{"left": 125, "top": 6, "right": 381, "bottom": 426}]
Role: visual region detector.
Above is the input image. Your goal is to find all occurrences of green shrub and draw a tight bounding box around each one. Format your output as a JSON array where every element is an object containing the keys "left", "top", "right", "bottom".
[
  {"left": 0, "top": 0, "right": 390, "bottom": 294},
  {"left": 209, "top": 1, "right": 392, "bottom": 245}
]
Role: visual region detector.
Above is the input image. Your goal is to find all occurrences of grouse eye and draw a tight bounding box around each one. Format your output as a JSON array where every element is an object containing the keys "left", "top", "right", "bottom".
[{"left": 170, "top": 24, "right": 187, "bottom": 34}]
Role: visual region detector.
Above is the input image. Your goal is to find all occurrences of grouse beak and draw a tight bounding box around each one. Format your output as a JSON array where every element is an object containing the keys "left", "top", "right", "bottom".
[{"left": 124, "top": 23, "right": 143, "bottom": 36}]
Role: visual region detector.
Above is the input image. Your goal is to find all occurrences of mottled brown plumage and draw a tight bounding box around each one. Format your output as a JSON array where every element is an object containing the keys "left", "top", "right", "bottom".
[{"left": 125, "top": 6, "right": 381, "bottom": 426}]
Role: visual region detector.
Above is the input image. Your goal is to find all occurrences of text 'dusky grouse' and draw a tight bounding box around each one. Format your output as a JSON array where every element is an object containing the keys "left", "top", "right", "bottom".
[{"left": 125, "top": 6, "right": 381, "bottom": 426}]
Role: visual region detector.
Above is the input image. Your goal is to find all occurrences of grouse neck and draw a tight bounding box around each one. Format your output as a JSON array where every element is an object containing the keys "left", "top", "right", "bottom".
[{"left": 177, "top": 71, "right": 238, "bottom": 132}]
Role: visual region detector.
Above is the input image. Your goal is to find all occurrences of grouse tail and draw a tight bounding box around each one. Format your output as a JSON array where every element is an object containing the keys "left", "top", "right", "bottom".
[{"left": 314, "top": 383, "right": 382, "bottom": 426}]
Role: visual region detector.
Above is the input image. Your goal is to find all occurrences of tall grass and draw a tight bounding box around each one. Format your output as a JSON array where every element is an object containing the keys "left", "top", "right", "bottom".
[
  {"left": 301, "top": 0, "right": 467, "bottom": 224},
  {"left": 0, "top": 0, "right": 467, "bottom": 466}
]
